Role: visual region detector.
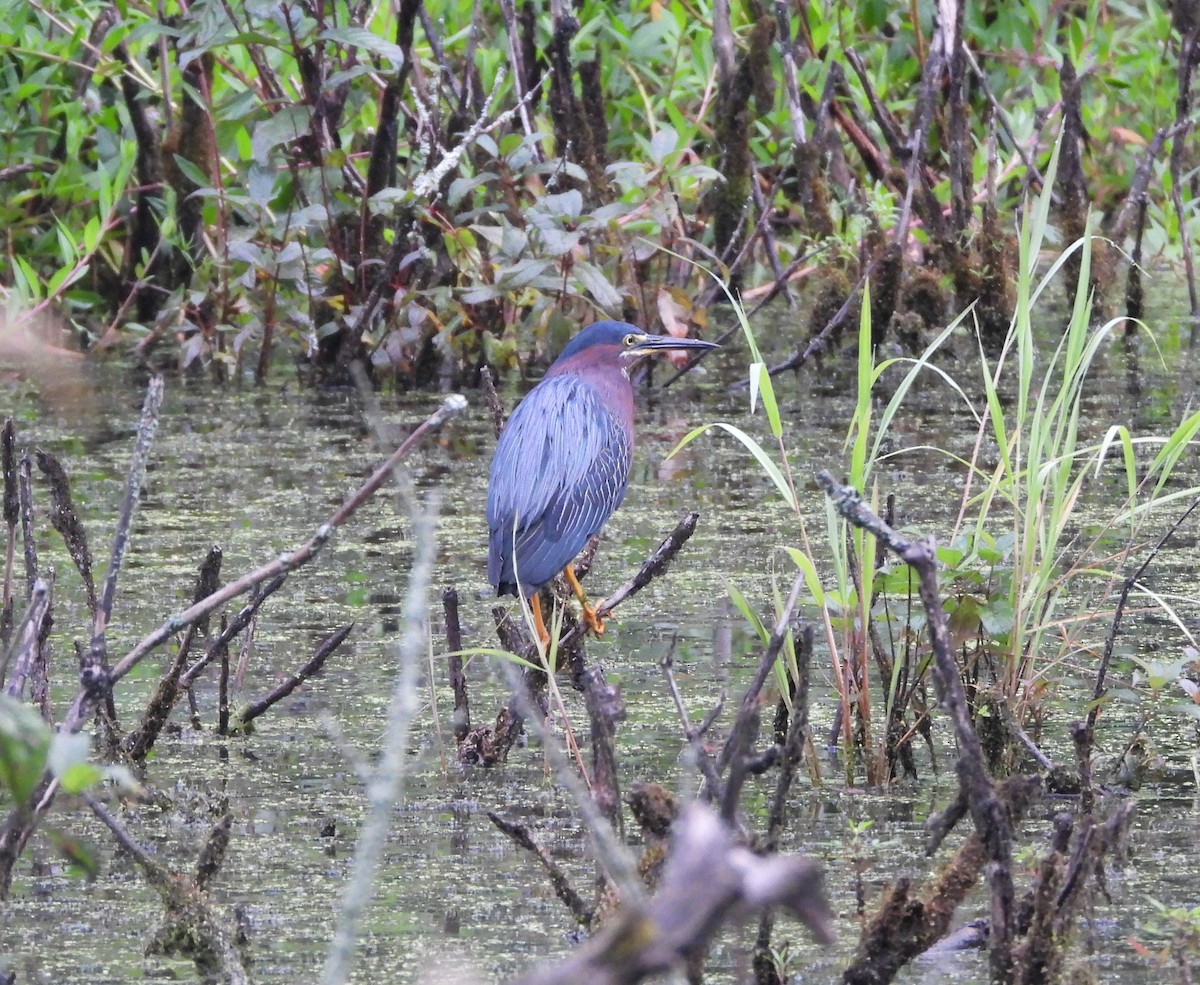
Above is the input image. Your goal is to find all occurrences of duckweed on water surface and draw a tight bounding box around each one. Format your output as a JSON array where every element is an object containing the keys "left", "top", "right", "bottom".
[{"left": 5, "top": 298, "right": 1200, "bottom": 982}]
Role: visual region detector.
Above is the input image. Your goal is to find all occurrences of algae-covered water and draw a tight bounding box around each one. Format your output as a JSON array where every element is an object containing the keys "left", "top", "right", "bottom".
[{"left": 3, "top": 312, "right": 1200, "bottom": 984}]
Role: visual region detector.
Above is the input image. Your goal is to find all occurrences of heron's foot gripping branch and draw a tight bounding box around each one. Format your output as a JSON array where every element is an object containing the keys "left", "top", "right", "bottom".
[{"left": 563, "top": 563, "right": 606, "bottom": 637}]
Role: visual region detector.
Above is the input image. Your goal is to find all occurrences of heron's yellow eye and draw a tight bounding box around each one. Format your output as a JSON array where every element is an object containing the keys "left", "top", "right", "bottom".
[{"left": 623, "top": 333, "right": 638, "bottom": 346}]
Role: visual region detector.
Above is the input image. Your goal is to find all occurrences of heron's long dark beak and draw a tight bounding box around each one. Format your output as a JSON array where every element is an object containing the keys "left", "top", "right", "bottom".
[{"left": 627, "top": 333, "right": 720, "bottom": 354}]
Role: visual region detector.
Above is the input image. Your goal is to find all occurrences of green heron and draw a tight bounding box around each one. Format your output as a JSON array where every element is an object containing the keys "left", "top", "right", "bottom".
[{"left": 487, "top": 320, "right": 718, "bottom": 646}]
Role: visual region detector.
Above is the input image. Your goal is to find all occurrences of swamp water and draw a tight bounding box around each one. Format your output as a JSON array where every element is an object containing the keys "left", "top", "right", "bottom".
[{"left": 2, "top": 319, "right": 1200, "bottom": 984}]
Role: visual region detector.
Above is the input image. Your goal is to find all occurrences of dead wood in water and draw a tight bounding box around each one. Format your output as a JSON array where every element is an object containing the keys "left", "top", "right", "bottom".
[
  {"left": 443, "top": 586, "right": 471, "bottom": 742},
  {"left": 819, "top": 470, "right": 1019, "bottom": 981},
  {"left": 229, "top": 623, "right": 355, "bottom": 735},
  {"left": 508, "top": 804, "right": 833, "bottom": 985},
  {"left": 490, "top": 532, "right": 833, "bottom": 985},
  {"left": 33, "top": 450, "right": 95, "bottom": 614},
  {"left": 843, "top": 776, "right": 1041, "bottom": 985},
  {"left": 124, "top": 548, "right": 219, "bottom": 762},
  {"left": 0, "top": 389, "right": 467, "bottom": 900},
  {"left": 820, "top": 470, "right": 1142, "bottom": 984},
  {"left": 88, "top": 797, "right": 251, "bottom": 984}
]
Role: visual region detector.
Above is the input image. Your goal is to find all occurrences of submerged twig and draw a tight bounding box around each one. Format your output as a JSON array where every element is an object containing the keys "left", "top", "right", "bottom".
[
  {"left": 232, "top": 623, "right": 354, "bottom": 732},
  {"left": 86, "top": 796, "right": 250, "bottom": 984},
  {"left": 488, "top": 810, "right": 595, "bottom": 926}
]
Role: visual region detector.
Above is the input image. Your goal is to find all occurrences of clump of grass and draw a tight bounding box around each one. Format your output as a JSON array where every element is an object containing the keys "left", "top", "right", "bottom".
[{"left": 679, "top": 136, "right": 1200, "bottom": 785}]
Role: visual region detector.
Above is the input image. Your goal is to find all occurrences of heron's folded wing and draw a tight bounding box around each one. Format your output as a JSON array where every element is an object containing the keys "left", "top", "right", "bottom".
[{"left": 487, "top": 377, "right": 631, "bottom": 590}]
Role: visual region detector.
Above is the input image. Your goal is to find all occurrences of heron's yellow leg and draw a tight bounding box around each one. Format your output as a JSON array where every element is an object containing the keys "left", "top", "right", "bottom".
[
  {"left": 530, "top": 593, "right": 551, "bottom": 649},
  {"left": 563, "top": 564, "right": 605, "bottom": 637}
]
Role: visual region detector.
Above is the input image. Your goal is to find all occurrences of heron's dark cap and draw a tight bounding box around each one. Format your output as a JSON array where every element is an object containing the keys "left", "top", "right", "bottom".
[{"left": 555, "top": 321, "right": 719, "bottom": 366}]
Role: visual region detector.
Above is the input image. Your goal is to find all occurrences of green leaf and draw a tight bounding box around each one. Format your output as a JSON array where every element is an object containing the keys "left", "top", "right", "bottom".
[
  {"left": 252, "top": 106, "right": 313, "bottom": 166},
  {"left": 728, "top": 584, "right": 768, "bottom": 642},
  {"left": 60, "top": 762, "right": 103, "bottom": 795},
  {"left": 319, "top": 26, "right": 405, "bottom": 65},
  {"left": 782, "top": 547, "right": 826, "bottom": 606},
  {"left": 48, "top": 732, "right": 91, "bottom": 779},
  {"left": 443, "top": 647, "right": 542, "bottom": 672},
  {"left": 649, "top": 126, "right": 678, "bottom": 165},
  {"left": 574, "top": 260, "right": 622, "bottom": 311},
  {"left": 0, "top": 696, "right": 51, "bottom": 805}
]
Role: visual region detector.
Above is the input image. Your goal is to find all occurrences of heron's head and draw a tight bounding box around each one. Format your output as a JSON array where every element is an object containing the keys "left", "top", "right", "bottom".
[{"left": 554, "top": 321, "right": 719, "bottom": 370}]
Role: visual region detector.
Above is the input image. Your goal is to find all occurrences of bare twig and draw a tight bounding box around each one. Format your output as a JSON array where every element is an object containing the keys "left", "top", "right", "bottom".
[
  {"left": 754, "top": 253, "right": 885, "bottom": 382},
  {"left": 232, "top": 623, "right": 354, "bottom": 732},
  {"left": 1169, "top": 30, "right": 1200, "bottom": 325},
  {"left": 555, "top": 513, "right": 700, "bottom": 654},
  {"left": 322, "top": 497, "right": 438, "bottom": 985},
  {"left": 716, "top": 571, "right": 805, "bottom": 821},
  {"left": 479, "top": 365, "right": 508, "bottom": 439},
  {"left": 2, "top": 576, "right": 52, "bottom": 697},
  {"left": 661, "top": 644, "right": 725, "bottom": 802},
  {"left": 87, "top": 376, "right": 164, "bottom": 689},
  {"left": 488, "top": 810, "right": 595, "bottom": 925},
  {"left": 498, "top": 656, "right": 646, "bottom": 909}
]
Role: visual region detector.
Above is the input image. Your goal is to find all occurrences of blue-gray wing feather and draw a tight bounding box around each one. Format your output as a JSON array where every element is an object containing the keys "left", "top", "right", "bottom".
[{"left": 487, "top": 376, "right": 631, "bottom": 594}]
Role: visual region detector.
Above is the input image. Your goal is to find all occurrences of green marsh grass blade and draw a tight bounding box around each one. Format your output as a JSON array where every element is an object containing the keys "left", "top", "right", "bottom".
[{"left": 669, "top": 423, "right": 797, "bottom": 510}]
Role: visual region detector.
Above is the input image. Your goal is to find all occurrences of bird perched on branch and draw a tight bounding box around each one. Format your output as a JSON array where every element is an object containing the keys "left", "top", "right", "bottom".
[{"left": 487, "top": 320, "right": 718, "bottom": 646}]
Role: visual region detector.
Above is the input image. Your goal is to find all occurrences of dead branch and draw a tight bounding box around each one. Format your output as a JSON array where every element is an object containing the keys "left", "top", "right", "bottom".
[
  {"left": 479, "top": 365, "right": 507, "bottom": 438},
  {"left": 124, "top": 546, "right": 225, "bottom": 763},
  {"left": 443, "top": 586, "right": 470, "bottom": 741},
  {"left": 2, "top": 576, "right": 52, "bottom": 697},
  {"left": 817, "top": 469, "right": 1019, "bottom": 982},
  {"left": 507, "top": 804, "right": 833, "bottom": 985},
  {"left": 34, "top": 449, "right": 95, "bottom": 613},
  {"left": 87, "top": 796, "right": 250, "bottom": 984},
  {"left": 488, "top": 810, "right": 595, "bottom": 926},
  {"left": 843, "top": 776, "right": 1040, "bottom": 985},
  {"left": 230, "top": 623, "right": 354, "bottom": 733}
]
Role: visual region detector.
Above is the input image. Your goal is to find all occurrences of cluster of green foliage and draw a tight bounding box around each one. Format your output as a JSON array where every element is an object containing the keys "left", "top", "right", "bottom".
[
  {"left": 1, "top": 0, "right": 1194, "bottom": 381},
  {"left": 680, "top": 145, "right": 1200, "bottom": 785}
]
